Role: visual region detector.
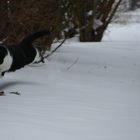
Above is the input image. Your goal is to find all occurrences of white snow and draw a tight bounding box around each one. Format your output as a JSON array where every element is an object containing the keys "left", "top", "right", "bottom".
[
  {"left": 103, "top": 23, "right": 140, "bottom": 42},
  {"left": 93, "top": 18, "right": 103, "bottom": 30},
  {"left": 0, "top": 22, "right": 140, "bottom": 140}
]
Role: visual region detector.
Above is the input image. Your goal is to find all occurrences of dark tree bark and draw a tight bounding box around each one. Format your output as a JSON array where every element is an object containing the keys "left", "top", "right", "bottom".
[
  {"left": 61, "top": 0, "right": 122, "bottom": 42},
  {"left": 79, "top": 0, "right": 122, "bottom": 42}
]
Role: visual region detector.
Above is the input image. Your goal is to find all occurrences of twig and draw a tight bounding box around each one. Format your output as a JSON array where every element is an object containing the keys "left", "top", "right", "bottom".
[
  {"left": 0, "top": 91, "right": 21, "bottom": 96},
  {"left": 66, "top": 58, "right": 79, "bottom": 71},
  {"left": 9, "top": 92, "right": 21, "bottom": 95}
]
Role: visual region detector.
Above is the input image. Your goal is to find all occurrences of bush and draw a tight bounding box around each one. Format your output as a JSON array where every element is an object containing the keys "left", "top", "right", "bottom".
[
  {"left": 0, "top": 0, "right": 63, "bottom": 50},
  {"left": 0, "top": 0, "right": 122, "bottom": 46}
]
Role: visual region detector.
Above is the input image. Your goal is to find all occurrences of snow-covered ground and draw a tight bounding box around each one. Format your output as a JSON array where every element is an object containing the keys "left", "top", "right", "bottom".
[
  {"left": 103, "top": 23, "right": 140, "bottom": 42},
  {"left": 0, "top": 22, "right": 140, "bottom": 139}
]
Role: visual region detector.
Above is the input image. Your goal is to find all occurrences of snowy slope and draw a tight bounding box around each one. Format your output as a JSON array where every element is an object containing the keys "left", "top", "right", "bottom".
[{"left": 0, "top": 39, "right": 140, "bottom": 140}]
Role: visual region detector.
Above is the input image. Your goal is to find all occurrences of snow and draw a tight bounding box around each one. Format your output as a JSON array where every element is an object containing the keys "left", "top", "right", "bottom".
[
  {"left": 103, "top": 23, "right": 140, "bottom": 42},
  {"left": 0, "top": 23, "right": 140, "bottom": 140},
  {"left": 93, "top": 19, "right": 103, "bottom": 31}
]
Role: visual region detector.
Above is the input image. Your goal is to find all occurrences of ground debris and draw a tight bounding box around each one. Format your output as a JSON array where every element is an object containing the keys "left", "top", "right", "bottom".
[
  {"left": 0, "top": 91, "right": 20, "bottom": 96},
  {"left": 9, "top": 92, "right": 21, "bottom": 95},
  {"left": 0, "top": 91, "right": 5, "bottom": 96}
]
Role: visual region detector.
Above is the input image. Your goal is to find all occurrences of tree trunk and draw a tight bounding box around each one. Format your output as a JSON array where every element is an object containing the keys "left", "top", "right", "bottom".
[{"left": 79, "top": 0, "right": 122, "bottom": 42}]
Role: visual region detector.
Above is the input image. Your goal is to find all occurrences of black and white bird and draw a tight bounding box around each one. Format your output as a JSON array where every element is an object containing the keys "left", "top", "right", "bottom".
[{"left": 0, "top": 30, "right": 50, "bottom": 78}]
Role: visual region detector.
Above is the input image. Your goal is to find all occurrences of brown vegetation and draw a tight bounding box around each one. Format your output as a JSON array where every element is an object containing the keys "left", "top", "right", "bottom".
[
  {"left": 0, "top": 0, "right": 62, "bottom": 50},
  {"left": 0, "top": 0, "right": 122, "bottom": 48}
]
